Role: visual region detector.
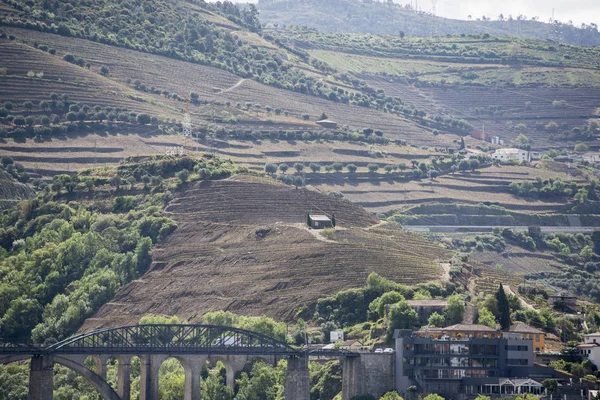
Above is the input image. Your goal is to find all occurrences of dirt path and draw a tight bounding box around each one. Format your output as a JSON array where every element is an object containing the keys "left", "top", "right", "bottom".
[
  {"left": 220, "top": 78, "right": 246, "bottom": 93},
  {"left": 503, "top": 284, "right": 535, "bottom": 311},
  {"left": 439, "top": 261, "right": 451, "bottom": 283}
]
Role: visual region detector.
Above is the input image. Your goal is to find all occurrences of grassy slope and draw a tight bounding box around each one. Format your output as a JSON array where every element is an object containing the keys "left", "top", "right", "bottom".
[{"left": 85, "top": 175, "right": 449, "bottom": 328}]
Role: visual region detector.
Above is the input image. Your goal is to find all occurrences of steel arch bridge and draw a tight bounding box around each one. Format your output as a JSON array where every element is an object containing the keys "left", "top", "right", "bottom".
[{"left": 40, "top": 324, "right": 302, "bottom": 356}]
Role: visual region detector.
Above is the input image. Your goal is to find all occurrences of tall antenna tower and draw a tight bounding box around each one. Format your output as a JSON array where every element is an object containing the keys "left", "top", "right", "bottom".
[
  {"left": 182, "top": 97, "right": 192, "bottom": 137},
  {"left": 431, "top": 0, "right": 438, "bottom": 37}
]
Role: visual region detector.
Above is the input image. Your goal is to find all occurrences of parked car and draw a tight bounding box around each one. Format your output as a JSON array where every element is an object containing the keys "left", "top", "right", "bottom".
[
  {"left": 383, "top": 348, "right": 394, "bottom": 353},
  {"left": 374, "top": 348, "right": 384, "bottom": 353}
]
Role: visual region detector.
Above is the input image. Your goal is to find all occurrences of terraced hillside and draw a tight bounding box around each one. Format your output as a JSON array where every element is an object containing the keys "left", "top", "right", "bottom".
[
  {"left": 84, "top": 175, "right": 449, "bottom": 329},
  {"left": 0, "top": 38, "right": 182, "bottom": 119},
  {"left": 1, "top": 27, "right": 446, "bottom": 146},
  {"left": 360, "top": 76, "right": 600, "bottom": 149},
  {"left": 312, "top": 165, "right": 584, "bottom": 214},
  {"left": 273, "top": 30, "right": 600, "bottom": 150}
]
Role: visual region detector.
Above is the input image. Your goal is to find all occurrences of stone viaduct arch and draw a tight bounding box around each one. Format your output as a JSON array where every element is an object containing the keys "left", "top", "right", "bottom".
[
  {"left": 0, "top": 325, "right": 395, "bottom": 400},
  {"left": 0, "top": 324, "right": 320, "bottom": 400}
]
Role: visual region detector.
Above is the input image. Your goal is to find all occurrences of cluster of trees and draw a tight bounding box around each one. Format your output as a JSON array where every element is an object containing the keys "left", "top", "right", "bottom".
[
  {"left": 0, "top": 155, "right": 238, "bottom": 343},
  {"left": 509, "top": 178, "right": 599, "bottom": 204},
  {"left": 314, "top": 273, "right": 463, "bottom": 340},
  {"left": 211, "top": 126, "right": 389, "bottom": 144},
  {"left": 264, "top": 154, "right": 489, "bottom": 183},
  {"left": 0, "top": 95, "right": 160, "bottom": 140}
]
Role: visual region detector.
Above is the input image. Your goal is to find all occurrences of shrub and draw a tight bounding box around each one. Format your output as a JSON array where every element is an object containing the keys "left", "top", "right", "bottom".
[
  {"left": 367, "top": 163, "right": 379, "bottom": 173},
  {"left": 264, "top": 163, "right": 277, "bottom": 174},
  {"left": 293, "top": 163, "right": 304, "bottom": 172},
  {"left": 137, "top": 113, "right": 151, "bottom": 125},
  {"left": 13, "top": 115, "right": 26, "bottom": 126},
  {"left": 63, "top": 54, "right": 76, "bottom": 63}
]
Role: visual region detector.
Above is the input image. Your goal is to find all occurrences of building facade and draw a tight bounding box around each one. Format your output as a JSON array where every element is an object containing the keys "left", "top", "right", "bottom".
[
  {"left": 506, "top": 323, "right": 545, "bottom": 353},
  {"left": 491, "top": 148, "right": 531, "bottom": 164},
  {"left": 395, "top": 327, "right": 553, "bottom": 399}
]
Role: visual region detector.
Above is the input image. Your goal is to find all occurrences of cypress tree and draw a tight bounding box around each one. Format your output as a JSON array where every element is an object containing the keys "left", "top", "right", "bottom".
[
  {"left": 331, "top": 214, "right": 336, "bottom": 227},
  {"left": 496, "top": 284, "right": 511, "bottom": 330}
]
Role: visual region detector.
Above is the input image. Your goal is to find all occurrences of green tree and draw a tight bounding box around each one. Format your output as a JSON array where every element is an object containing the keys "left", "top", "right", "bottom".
[
  {"left": 346, "top": 164, "right": 357, "bottom": 173},
  {"left": 369, "top": 292, "right": 405, "bottom": 319},
  {"left": 332, "top": 163, "right": 344, "bottom": 172},
  {"left": 541, "top": 379, "right": 558, "bottom": 393},
  {"left": 2, "top": 297, "right": 42, "bottom": 342},
  {"left": 294, "top": 163, "right": 305, "bottom": 173},
  {"left": 575, "top": 143, "right": 589, "bottom": 153},
  {"left": 264, "top": 163, "right": 277, "bottom": 174},
  {"left": 445, "top": 295, "right": 465, "bottom": 325},
  {"left": 0, "top": 364, "right": 28, "bottom": 400},
  {"left": 235, "top": 360, "right": 283, "bottom": 400},
  {"left": 423, "top": 395, "right": 444, "bottom": 400},
  {"left": 571, "top": 363, "right": 586, "bottom": 378},
  {"left": 100, "top": 65, "right": 110, "bottom": 76},
  {"left": 176, "top": 170, "right": 189, "bottom": 183},
  {"left": 387, "top": 299, "right": 418, "bottom": 336},
  {"left": 137, "top": 113, "right": 151, "bottom": 125},
  {"left": 477, "top": 307, "right": 497, "bottom": 328},
  {"left": 495, "top": 285, "right": 511, "bottom": 330},
  {"left": 428, "top": 312, "right": 445, "bottom": 328},
  {"left": 278, "top": 163, "right": 289, "bottom": 173},
  {"left": 367, "top": 164, "right": 380, "bottom": 173},
  {"left": 380, "top": 392, "right": 403, "bottom": 400}
]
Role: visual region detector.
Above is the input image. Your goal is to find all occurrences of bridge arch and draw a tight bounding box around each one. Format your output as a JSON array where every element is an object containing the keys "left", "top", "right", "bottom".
[
  {"left": 0, "top": 354, "right": 120, "bottom": 400},
  {"left": 54, "top": 355, "right": 121, "bottom": 400}
]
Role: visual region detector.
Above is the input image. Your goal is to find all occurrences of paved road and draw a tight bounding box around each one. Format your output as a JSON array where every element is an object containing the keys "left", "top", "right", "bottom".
[{"left": 404, "top": 225, "right": 597, "bottom": 233}]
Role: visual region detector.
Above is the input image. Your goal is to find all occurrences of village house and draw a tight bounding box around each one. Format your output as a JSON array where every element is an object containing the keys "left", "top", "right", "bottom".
[
  {"left": 504, "top": 323, "right": 546, "bottom": 352},
  {"left": 491, "top": 148, "right": 531, "bottom": 164},
  {"left": 307, "top": 214, "right": 333, "bottom": 229},
  {"left": 583, "top": 152, "right": 600, "bottom": 164},
  {"left": 578, "top": 332, "right": 600, "bottom": 368},
  {"left": 548, "top": 294, "right": 577, "bottom": 313},
  {"left": 316, "top": 119, "right": 338, "bottom": 129}
]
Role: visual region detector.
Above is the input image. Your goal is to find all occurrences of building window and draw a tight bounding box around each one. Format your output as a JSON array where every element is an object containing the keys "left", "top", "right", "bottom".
[
  {"left": 505, "top": 345, "right": 528, "bottom": 351},
  {"left": 507, "top": 359, "right": 529, "bottom": 366}
]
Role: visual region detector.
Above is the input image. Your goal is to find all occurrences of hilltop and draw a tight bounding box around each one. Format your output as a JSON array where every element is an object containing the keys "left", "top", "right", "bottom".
[
  {"left": 258, "top": 0, "right": 600, "bottom": 46},
  {"left": 84, "top": 175, "right": 450, "bottom": 329}
]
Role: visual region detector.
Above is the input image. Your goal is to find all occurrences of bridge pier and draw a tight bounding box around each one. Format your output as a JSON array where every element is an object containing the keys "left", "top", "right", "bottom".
[
  {"left": 28, "top": 355, "right": 54, "bottom": 400},
  {"left": 342, "top": 354, "right": 395, "bottom": 400},
  {"left": 182, "top": 356, "right": 206, "bottom": 400},
  {"left": 117, "top": 355, "right": 131, "bottom": 400},
  {"left": 208, "top": 354, "right": 248, "bottom": 390},
  {"left": 285, "top": 357, "right": 310, "bottom": 400}
]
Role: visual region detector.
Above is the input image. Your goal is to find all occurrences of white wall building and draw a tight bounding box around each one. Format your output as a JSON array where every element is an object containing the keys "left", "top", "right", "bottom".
[
  {"left": 578, "top": 333, "right": 600, "bottom": 368},
  {"left": 492, "top": 148, "right": 531, "bottom": 164},
  {"left": 330, "top": 331, "right": 344, "bottom": 343},
  {"left": 583, "top": 153, "right": 600, "bottom": 164}
]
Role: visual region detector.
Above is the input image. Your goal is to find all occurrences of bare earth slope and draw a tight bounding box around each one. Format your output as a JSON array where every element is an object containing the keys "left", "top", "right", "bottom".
[{"left": 84, "top": 175, "right": 449, "bottom": 329}]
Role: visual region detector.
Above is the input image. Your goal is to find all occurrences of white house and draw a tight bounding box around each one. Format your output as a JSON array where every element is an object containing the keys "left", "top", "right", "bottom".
[
  {"left": 330, "top": 331, "right": 344, "bottom": 343},
  {"left": 492, "top": 148, "right": 531, "bottom": 164},
  {"left": 578, "top": 332, "right": 600, "bottom": 368},
  {"left": 583, "top": 152, "right": 600, "bottom": 164}
]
